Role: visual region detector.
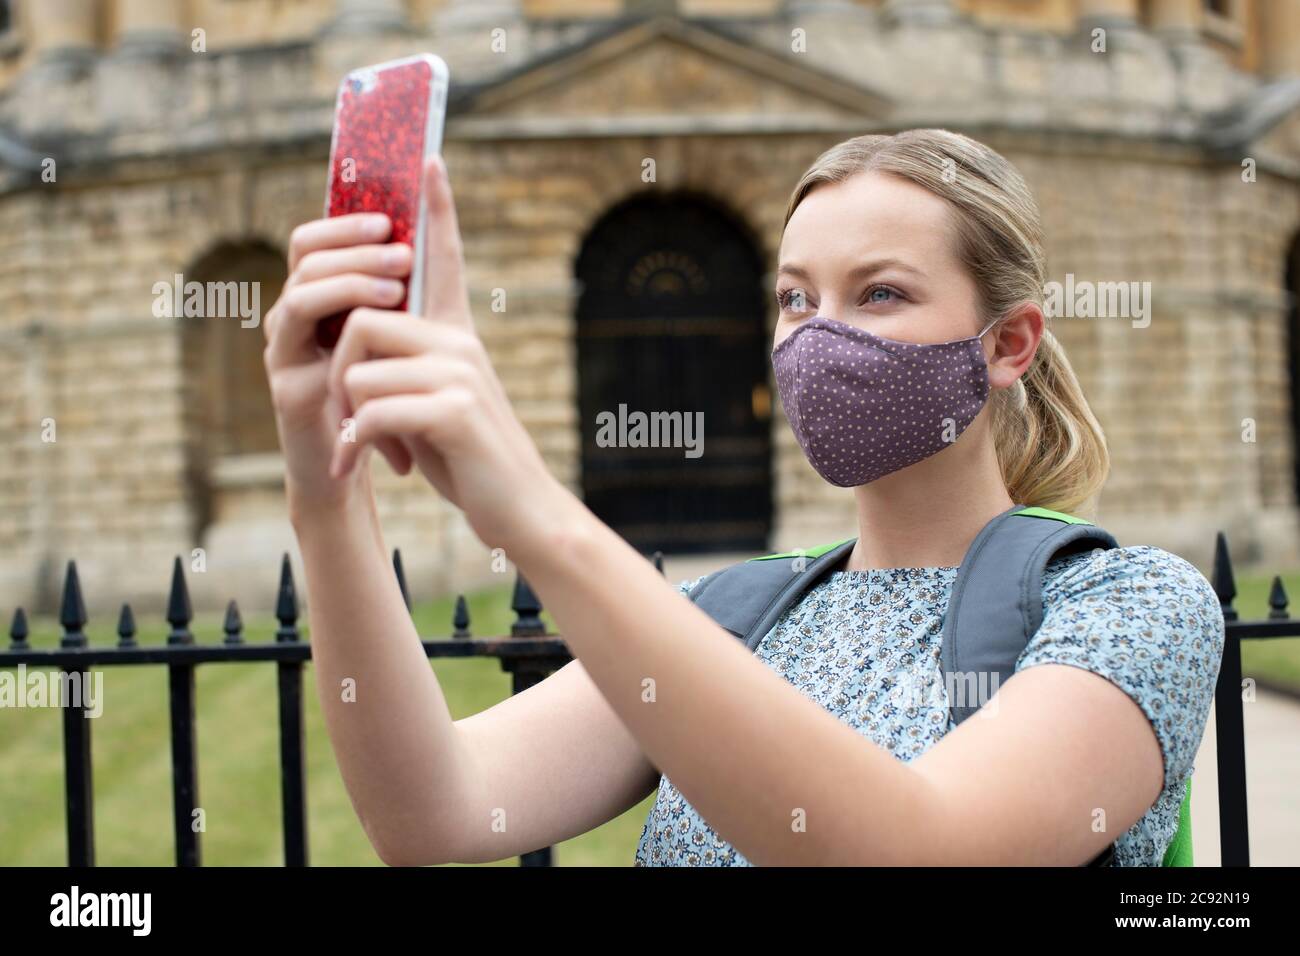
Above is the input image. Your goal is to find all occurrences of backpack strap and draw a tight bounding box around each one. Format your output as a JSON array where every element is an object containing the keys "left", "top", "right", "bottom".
[
  {"left": 940, "top": 506, "right": 1118, "bottom": 725},
  {"left": 940, "top": 505, "right": 1120, "bottom": 868},
  {"left": 1162, "top": 779, "right": 1194, "bottom": 867},
  {"left": 688, "top": 538, "right": 856, "bottom": 650}
]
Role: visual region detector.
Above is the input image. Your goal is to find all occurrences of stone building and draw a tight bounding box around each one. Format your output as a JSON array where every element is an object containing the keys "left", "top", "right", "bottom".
[{"left": 1, "top": 0, "right": 1299, "bottom": 614}]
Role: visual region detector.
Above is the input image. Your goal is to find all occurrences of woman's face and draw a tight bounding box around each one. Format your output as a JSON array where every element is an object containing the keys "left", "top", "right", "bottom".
[{"left": 774, "top": 171, "right": 985, "bottom": 349}]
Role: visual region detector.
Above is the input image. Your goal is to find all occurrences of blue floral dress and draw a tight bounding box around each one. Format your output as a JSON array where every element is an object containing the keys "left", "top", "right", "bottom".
[{"left": 633, "top": 545, "right": 1225, "bottom": 866}]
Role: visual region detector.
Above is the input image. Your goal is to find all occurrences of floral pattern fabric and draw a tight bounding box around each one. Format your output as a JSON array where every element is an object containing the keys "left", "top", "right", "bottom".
[{"left": 633, "top": 545, "right": 1225, "bottom": 866}]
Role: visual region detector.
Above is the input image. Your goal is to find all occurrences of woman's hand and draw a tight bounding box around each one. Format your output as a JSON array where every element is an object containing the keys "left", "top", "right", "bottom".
[
  {"left": 263, "top": 212, "right": 419, "bottom": 517},
  {"left": 326, "top": 155, "right": 577, "bottom": 556}
]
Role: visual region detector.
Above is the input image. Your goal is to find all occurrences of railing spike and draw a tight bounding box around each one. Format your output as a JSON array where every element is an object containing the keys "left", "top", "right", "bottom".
[
  {"left": 1268, "top": 576, "right": 1289, "bottom": 620},
  {"left": 166, "top": 555, "right": 194, "bottom": 646},
  {"left": 392, "top": 548, "right": 411, "bottom": 612},
  {"left": 452, "top": 594, "right": 470, "bottom": 638},
  {"left": 60, "top": 560, "right": 88, "bottom": 648},
  {"left": 1212, "top": 532, "right": 1238, "bottom": 622},
  {"left": 116, "top": 603, "right": 137, "bottom": 648},
  {"left": 510, "top": 573, "right": 545, "bottom": 637},
  {"left": 223, "top": 599, "right": 244, "bottom": 644},
  {"left": 276, "top": 553, "right": 300, "bottom": 643},
  {"left": 275, "top": 553, "right": 298, "bottom": 621},
  {"left": 8, "top": 607, "right": 29, "bottom": 650}
]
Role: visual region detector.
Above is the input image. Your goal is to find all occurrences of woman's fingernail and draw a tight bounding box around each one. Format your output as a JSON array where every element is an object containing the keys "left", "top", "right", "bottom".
[
  {"left": 365, "top": 215, "right": 388, "bottom": 237},
  {"left": 376, "top": 278, "right": 404, "bottom": 300},
  {"left": 383, "top": 245, "right": 409, "bottom": 269}
]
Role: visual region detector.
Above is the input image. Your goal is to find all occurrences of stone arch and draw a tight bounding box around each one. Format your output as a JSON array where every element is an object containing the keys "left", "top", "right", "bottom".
[
  {"left": 1286, "top": 228, "right": 1300, "bottom": 506},
  {"left": 178, "top": 238, "right": 286, "bottom": 540},
  {"left": 573, "top": 188, "right": 773, "bottom": 553}
]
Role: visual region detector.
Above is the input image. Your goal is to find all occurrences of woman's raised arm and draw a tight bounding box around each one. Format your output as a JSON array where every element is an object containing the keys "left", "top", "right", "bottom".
[{"left": 266, "top": 211, "right": 658, "bottom": 867}]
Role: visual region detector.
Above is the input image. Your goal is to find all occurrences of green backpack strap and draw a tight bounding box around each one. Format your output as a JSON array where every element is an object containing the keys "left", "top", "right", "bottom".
[{"left": 1162, "top": 779, "right": 1194, "bottom": 867}]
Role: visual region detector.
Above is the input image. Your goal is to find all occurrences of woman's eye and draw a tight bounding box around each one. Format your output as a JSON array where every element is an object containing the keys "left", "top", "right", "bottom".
[
  {"left": 864, "top": 285, "right": 903, "bottom": 305},
  {"left": 776, "top": 288, "right": 812, "bottom": 312}
]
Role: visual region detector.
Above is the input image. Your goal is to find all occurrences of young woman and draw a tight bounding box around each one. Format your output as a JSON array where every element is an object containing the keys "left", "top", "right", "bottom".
[{"left": 263, "top": 129, "right": 1224, "bottom": 866}]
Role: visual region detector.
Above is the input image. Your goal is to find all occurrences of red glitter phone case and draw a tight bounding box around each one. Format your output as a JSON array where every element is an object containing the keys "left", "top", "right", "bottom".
[{"left": 316, "top": 54, "right": 449, "bottom": 349}]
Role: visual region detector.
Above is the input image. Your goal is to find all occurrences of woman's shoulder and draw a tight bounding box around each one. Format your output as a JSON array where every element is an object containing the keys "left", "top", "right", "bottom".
[
  {"left": 1042, "top": 543, "right": 1222, "bottom": 614},
  {"left": 1027, "top": 543, "right": 1226, "bottom": 792}
]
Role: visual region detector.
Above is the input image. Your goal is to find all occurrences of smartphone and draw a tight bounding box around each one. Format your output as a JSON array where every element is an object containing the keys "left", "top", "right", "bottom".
[{"left": 316, "top": 53, "right": 450, "bottom": 349}]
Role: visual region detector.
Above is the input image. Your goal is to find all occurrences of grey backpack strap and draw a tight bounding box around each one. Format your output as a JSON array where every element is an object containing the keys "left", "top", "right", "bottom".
[
  {"left": 941, "top": 506, "right": 1121, "bottom": 869},
  {"left": 685, "top": 506, "right": 1120, "bottom": 867},
  {"left": 940, "top": 506, "right": 1119, "bottom": 725},
  {"left": 689, "top": 539, "right": 858, "bottom": 650}
]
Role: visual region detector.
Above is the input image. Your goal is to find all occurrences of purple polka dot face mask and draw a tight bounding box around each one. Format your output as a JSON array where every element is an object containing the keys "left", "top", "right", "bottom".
[{"left": 772, "top": 316, "right": 995, "bottom": 487}]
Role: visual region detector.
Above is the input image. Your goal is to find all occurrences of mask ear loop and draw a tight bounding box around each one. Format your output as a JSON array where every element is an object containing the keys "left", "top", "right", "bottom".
[{"left": 976, "top": 318, "right": 998, "bottom": 339}]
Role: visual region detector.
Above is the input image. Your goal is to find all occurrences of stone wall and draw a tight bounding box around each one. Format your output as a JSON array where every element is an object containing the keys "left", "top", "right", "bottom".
[{"left": 1, "top": 0, "right": 1299, "bottom": 616}]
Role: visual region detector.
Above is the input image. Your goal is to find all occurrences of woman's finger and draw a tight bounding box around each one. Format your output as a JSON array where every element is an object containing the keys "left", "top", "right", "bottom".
[
  {"left": 288, "top": 213, "right": 391, "bottom": 272},
  {"left": 420, "top": 155, "right": 473, "bottom": 327},
  {"left": 264, "top": 274, "right": 406, "bottom": 366},
  {"left": 288, "top": 242, "right": 413, "bottom": 289},
  {"left": 327, "top": 308, "right": 441, "bottom": 397},
  {"left": 340, "top": 354, "right": 478, "bottom": 410},
  {"left": 329, "top": 310, "right": 501, "bottom": 414},
  {"left": 330, "top": 390, "right": 477, "bottom": 479}
]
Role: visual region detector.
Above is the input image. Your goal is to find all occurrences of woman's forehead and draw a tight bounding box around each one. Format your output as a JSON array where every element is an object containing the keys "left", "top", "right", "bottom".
[{"left": 780, "top": 172, "right": 958, "bottom": 273}]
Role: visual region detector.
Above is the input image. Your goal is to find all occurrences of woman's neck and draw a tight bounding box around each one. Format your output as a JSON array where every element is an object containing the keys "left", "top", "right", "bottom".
[{"left": 843, "top": 429, "right": 1014, "bottom": 572}]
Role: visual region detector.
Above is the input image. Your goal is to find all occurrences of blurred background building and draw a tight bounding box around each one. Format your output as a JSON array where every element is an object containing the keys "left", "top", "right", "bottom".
[{"left": 0, "top": 0, "right": 1299, "bottom": 612}]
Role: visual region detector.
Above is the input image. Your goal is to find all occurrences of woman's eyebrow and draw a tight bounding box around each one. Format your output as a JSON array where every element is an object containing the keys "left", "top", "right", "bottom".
[{"left": 776, "top": 258, "right": 928, "bottom": 282}]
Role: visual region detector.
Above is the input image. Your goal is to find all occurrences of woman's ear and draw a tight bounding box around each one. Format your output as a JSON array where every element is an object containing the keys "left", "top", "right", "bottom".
[{"left": 987, "top": 301, "right": 1043, "bottom": 392}]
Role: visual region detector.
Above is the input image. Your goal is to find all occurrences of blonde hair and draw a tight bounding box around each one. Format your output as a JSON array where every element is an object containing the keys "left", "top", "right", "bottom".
[{"left": 782, "top": 129, "right": 1109, "bottom": 514}]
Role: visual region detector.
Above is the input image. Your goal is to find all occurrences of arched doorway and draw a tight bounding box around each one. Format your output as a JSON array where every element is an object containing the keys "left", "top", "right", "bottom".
[
  {"left": 179, "top": 241, "right": 286, "bottom": 541},
  {"left": 574, "top": 192, "right": 772, "bottom": 554},
  {"left": 1287, "top": 231, "right": 1300, "bottom": 505}
]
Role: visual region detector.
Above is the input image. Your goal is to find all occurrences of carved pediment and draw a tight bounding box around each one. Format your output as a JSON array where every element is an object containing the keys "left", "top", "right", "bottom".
[{"left": 449, "top": 17, "right": 891, "bottom": 136}]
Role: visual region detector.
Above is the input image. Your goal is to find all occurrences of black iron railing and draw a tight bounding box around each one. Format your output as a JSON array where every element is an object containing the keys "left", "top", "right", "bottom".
[
  {"left": 1210, "top": 531, "right": 1298, "bottom": 867},
  {"left": 2, "top": 550, "right": 573, "bottom": 867},
  {"left": 0, "top": 533, "right": 1291, "bottom": 867}
]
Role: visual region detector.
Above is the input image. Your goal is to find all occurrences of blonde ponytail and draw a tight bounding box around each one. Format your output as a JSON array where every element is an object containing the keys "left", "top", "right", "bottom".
[{"left": 783, "top": 129, "right": 1109, "bottom": 513}]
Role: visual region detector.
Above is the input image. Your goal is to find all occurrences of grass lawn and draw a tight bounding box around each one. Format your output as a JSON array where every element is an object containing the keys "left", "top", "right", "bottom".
[{"left": 3, "top": 566, "right": 1297, "bottom": 866}]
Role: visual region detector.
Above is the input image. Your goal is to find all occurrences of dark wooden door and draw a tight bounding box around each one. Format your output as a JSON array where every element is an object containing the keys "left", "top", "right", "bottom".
[{"left": 575, "top": 193, "right": 772, "bottom": 553}]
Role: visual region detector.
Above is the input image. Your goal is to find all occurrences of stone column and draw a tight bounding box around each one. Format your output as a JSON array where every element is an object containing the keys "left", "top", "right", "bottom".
[
  {"left": 25, "top": 0, "right": 98, "bottom": 63},
  {"left": 1076, "top": 0, "right": 1140, "bottom": 30},
  {"left": 436, "top": 0, "right": 524, "bottom": 31},
  {"left": 18, "top": 0, "right": 98, "bottom": 129},
  {"left": 626, "top": 0, "right": 678, "bottom": 13},
  {"left": 879, "top": 0, "right": 954, "bottom": 28},
  {"left": 1149, "top": 0, "right": 1201, "bottom": 40},
  {"left": 1258, "top": 0, "right": 1300, "bottom": 78},
  {"left": 326, "top": 0, "right": 409, "bottom": 34},
  {"left": 99, "top": 0, "right": 187, "bottom": 127},
  {"left": 113, "top": 0, "right": 185, "bottom": 56},
  {"left": 1149, "top": 0, "right": 1223, "bottom": 100}
]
